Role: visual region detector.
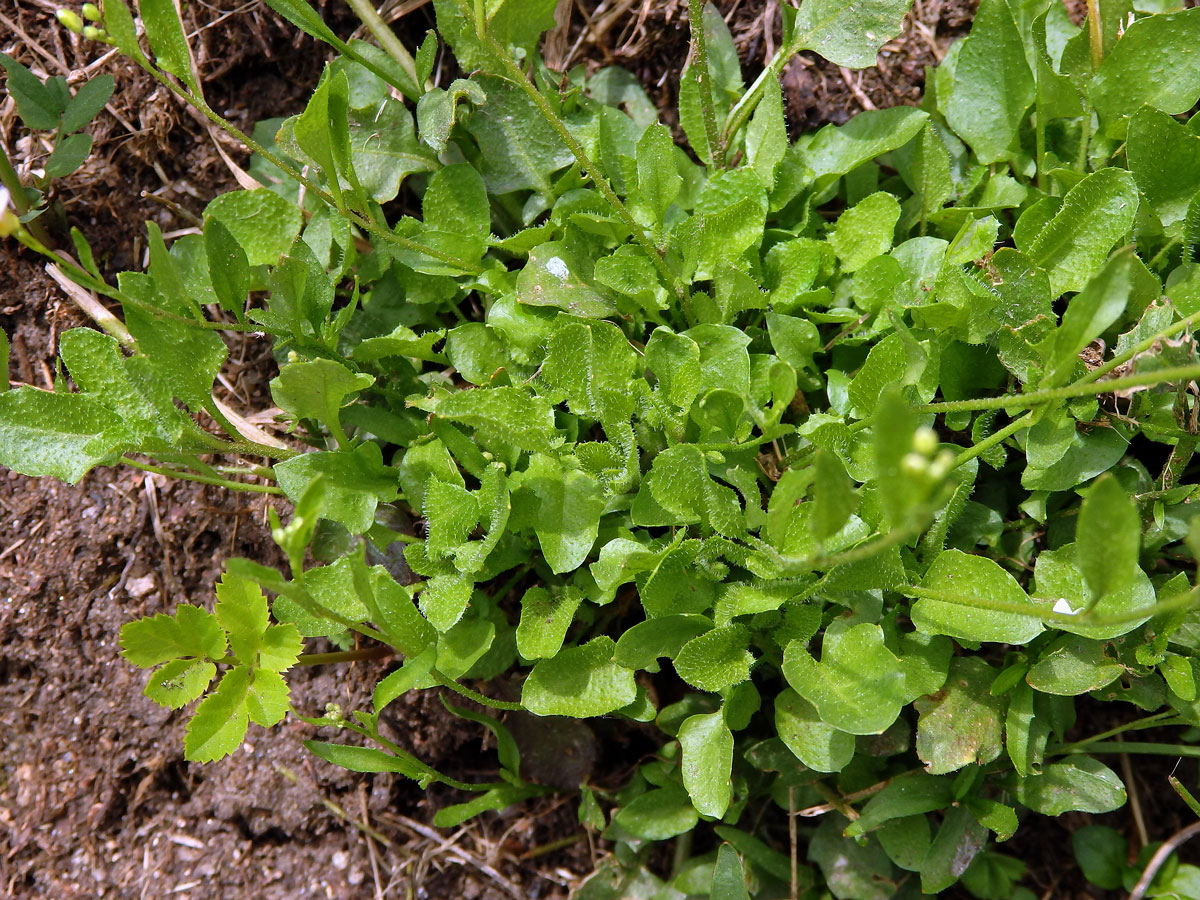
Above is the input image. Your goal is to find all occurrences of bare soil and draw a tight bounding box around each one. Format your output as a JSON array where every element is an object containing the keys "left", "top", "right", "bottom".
[{"left": 7, "top": 2, "right": 1179, "bottom": 899}]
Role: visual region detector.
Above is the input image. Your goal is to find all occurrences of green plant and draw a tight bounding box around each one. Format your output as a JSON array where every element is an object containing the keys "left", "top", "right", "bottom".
[{"left": 5, "top": 0, "right": 1200, "bottom": 896}]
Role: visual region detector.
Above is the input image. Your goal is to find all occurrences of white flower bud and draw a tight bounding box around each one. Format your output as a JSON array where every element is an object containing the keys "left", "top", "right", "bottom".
[{"left": 912, "top": 425, "right": 939, "bottom": 457}]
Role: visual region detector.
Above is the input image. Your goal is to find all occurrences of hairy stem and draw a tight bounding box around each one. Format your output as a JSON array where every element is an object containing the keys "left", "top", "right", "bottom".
[
  {"left": 343, "top": 0, "right": 420, "bottom": 89},
  {"left": 297, "top": 645, "right": 396, "bottom": 665},
  {"left": 121, "top": 456, "right": 286, "bottom": 493}
]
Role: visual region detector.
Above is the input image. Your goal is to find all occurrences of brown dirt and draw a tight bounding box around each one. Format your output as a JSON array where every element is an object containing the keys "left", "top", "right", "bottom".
[{"left": 9, "top": 2, "right": 1176, "bottom": 899}]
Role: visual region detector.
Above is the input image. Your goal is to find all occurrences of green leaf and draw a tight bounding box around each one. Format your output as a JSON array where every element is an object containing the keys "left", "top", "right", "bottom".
[
  {"left": 845, "top": 772, "right": 954, "bottom": 837},
  {"left": 1128, "top": 107, "right": 1200, "bottom": 228},
  {"left": 465, "top": 75, "right": 574, "bottom": 197},
  {"left": 1025, "top": 168, "right": 1139, "bottom": 297},
  {"left": 710, "top": 843, "right": 751, "bottom": 900},
  {"left": 614, "top": 615, "right": 713, "bottom": 671},
  {"left": 516, "top": 586, "right": 582, "bottom": 660},
  {"left": 44, "top": 133, "right": 93, "bottom": 179},
  {"left": 914, "top": 657, "right": 1004, "bottom": 774},
  {"left": 805, "top": 107, "right": 929, "bottom": 182},
  {"left": 432, "top": 784, "right": 542, "bottom": 828},
  {"left": 204, "top": 217, "right": 250, "bottom": 318},
  {"left": 613, "top": 787, "right": 698, "bottom": 840},
  {"left": 184, "top": 666, "right": 251, "bottom": 762},
  {"left": 904, "top": 125, "right": 954, "bottom": 227},
  {"left": 944, "top": 0, "right": 1034, "bottom": 163},
  {"left": 1090, "top": 8, "right": 1200, "bottom": 136},
  {"left": 524, "top": 454, "right": 604, "bottom": 574},
  {"left": 810, "top": 816, "right": 897, "bottom": 899},
  {"left": 273, "top": 443, "right": 399, "bottom": 534},
  {"left": 793, "top": 0, "right": 913, "bottom": 68},
  {"left": 517, "top": 241, "right": 617, "bottom": 318},
  {"left": 1077, "top": 474, "right": 1141, "bottom": 604},
  {"left": 270, "top": 358, "right": 373, "bottom": 441},
  {"left": 245, "top": 668, "right": 290, "bottom": 726},
  {"left": 364, "top": 567, "right": 436, "bottom": 657},
  {"left": 143, "top": 658, "right": 216, "bottom": 709},
  {"left": 261, "top": 0, "right": 344, "bottom": 53},
  {"left": 635, "top": 444, "right": 744, "bottom": 539},
  {"left": 0, "top": 53, "right": 64, "bottom": 130},
  {"left": 101, "top": 0, "right": 152, "bottom": 67},
  {"left": 416, "top": 78, "right": 486, "bottom": 154},
  {"left": 1072, "top": 825, "right": 1128, "bottom": 891},
  {"left": 1032, "top": 543, "right": 1156, "bottom": 640},
  {"left": 829, "top": 192, "right": 901, "bottom": 272},
  {"left": 522, "top": 636, "right": 637, "bottom": 717},
  {"left": 811, "top": 448, "right": 857, "bottom": 543},
  {"left": 1026, "top": 634, "right": 1123, "bottom": 695},
  {"left": 774, "top": 688, "right": 855, "bottom": 773},
  {"left": 919, "top": 806, "right": 988, "bottom": 893},
  {"left": 913, "top": 549, "right": 1045, "bottom": 644},
  {"left": 139, "top": 0, "right": 200, "bottom": 92},
  {"left": 1016, "top": 758, "right": 1127, "bottom": 815},
  {"left": 215, "top": 572, "right": 269, "bottom": 664},
  {"left": 783, "top": 622, "right": 930, "bottom": 735},
  {"left": 62, "top": 74, "right": 114, "bottom": 133},
  {"left": 204, "top": 189, "right": 303, "bottom": 267},
  {"left": 633, "top": 123, "right": 683, "bottom": 226},
  {"left": 746, "top": 75, "right": 787, "bottom": 186},
  {"left": 1040, "top": 249, "right": 1136, "bottom": 389},
  {"left": 678, "top": 712, "right": 733, "bottom": 818},
  {"left": 304, "top": 739, "right": 447, "bottom": 786},
  {"left": 120, "top": 604, "right": 226, "bottom": 666},
  {"left": 674, "top": 625, "right": 754, "bottom": 693},
  {"left": 434, "top": 385, "right": 558, "bottom": 454},
  {"left": 0, "top": 386, "right": 133, "bottom": 483}
]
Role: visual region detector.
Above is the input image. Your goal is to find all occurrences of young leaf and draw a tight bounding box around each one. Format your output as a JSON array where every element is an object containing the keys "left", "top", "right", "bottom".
[
  {"left": 613, "top": 787, "right": 699, "bottom": 841},
  {"left": 805, "top": 107, "right": 929, "bottom": 182},
  {"left": 516, "top": 586, "right": 583, "bottom": 660},
  {"left": 204, "top": 189, "right": 304, "bottom": 267},
  {"left": 273, "top": 443, "right": 399, "bottom": 535},
  {"left": 270, "top": 358, "right": 373, "bottom": 442},
  {"left": 674, "top": 625, "right": 754, "bottom": 693},
  {"left": 143, "top": 658, "right": 217, "bottom": 709},
  {"left": 1076, "top": 474, "right": 1141, "bottom": 604},
  {"left": 633, "top": 123, "right": 683, "bottom": 227},
  {"left": 746, "top": 75, "right": 787, "bottom": 187},
  {"left": 245, "top": 668, "right": 290, "bottom": 726},
  {"left": 830, "top": 192, "right": 901, "bottom": 272},
  {"left": 810, "top": 448, "right": 857, "bottom": 543},
  {"left": 678, "top": 711, "right": 733, "bottom": 818}
]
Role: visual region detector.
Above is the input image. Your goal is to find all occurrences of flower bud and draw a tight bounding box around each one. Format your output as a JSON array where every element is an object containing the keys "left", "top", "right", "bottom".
[
  {"left": 56, "top": 8, "right": 85, "bottom": 34},
  {"left": 82, "top": 2, "right": 101, "bottom": 20},
  {"left": 82, "top": 25, "right": 108, "bottom": 42},
  {"left": 901, "top": 452, "right": 928, "bottom": 478},
  {"left": 927, "top": 449, "right": 956, "bottom": 481},
  {"left": 912, "top": 425, "right": 939, "bottom": 457}
]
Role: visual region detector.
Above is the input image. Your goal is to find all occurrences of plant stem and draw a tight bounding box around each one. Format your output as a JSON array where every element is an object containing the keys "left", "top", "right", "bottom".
[
  {"left": 953, "top": 412, "right": 1031, "bottom": 469},
  {"left": 1060, "top": 741, "right": 1200, "bottom": 759},
  {"left": 1078, "top": 309, "right": 1200, "bottom": 385},
  {"left": 343, "top": 0, "right": 420, "bottom": 90},
  {"left": 430, "top": 668, "right": 523, "bottom": 711},
  {"left": 1085, "top": 0, "right": 1104, "bottom": 70},
  {"left": 686, "top": 0, "right": 724, "bottom": 166},
  {"left": 1049, "top": 711, "right": 1179, "bottom": 756},
  {"left": 297, "top": 645, "right": 396, "bottom": 665},
  {"left": 921, "top": 363, "right": 1200, "bottom": 414},
  {"left": 121, "top": 455, "right": 285, "bottom": 493},
  {"left": 452, "top": 0, "right": 688, "bottom": 307}
]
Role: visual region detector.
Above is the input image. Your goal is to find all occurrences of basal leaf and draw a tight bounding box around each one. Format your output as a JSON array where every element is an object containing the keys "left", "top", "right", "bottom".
[
  {"left": 522, "top": 636, "right": 637, "bottom": 717},
  {"left": 913, "top": 549, "right": 1045, "bottom": 644},
  {"left": 1076, "top": 474, "right": 1141, "bottom": 604},
  {"left": 793, "top": 0, "right": 912, "bottom": 68},
  {"left": 434, "top": 386, "right": 559, "bottom": 454},
  {"left": 945, "top": 0, "right": 1034, "bottom": 163},
  {"left": 774, "top": 688, "right": 855, "bottom": 773},
  {"left": 1127, "top": 106, "right": 1200, "bottom": 227},
  {"left": 674, "top": 625, "right": 753, "bottom": 693},
  {"left": 1090, "top": 8, "right": 1200, "bottom": 136},
  {"left": 1025, "top": 168, "right": 1138, "bottom": 297},
  {"left": 678, "top": 711, "right": 733, "bottom": 818},
  {"left": 914, "top": 657, "right": 1004, "bottom": 774},
  {"left": 273, "top": 443, "right": 399, "bottom": 534},
  {"left": 525, "top": 454, "right": 605, "bottom": 574},
  {"left": 204, "top": 189, "right": 304, "bottom": 267},
  {"left": 805, "top": 107, "right": 929, "bottom": 182},
  {"left": 516, "top": 585, "right": 583, "bottom": 660},
  {"left": 1016, "top": 758, "right": 1127, "bottom": 815},
  {"left": 270, "top": 358, "right": 374, "bottom": 440}
]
